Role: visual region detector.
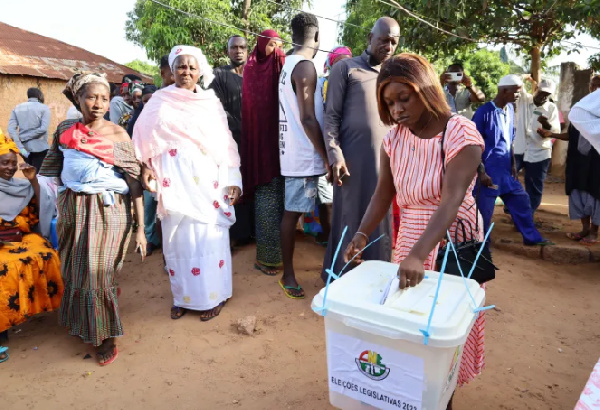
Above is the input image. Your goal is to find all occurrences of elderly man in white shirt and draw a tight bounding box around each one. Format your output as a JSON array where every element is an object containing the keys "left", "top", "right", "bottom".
[{"left": 514, "top": 77, "right": 561, "bottom": 213}]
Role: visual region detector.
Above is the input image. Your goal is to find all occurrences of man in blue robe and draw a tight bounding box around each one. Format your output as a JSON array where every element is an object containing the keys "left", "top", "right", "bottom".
[{"left": 472, "top": 75, "right": 551, "bottom": 246}]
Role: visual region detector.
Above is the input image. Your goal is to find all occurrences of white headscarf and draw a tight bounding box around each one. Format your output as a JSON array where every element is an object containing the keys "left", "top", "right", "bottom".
[
  {"left": 569, "top": 89, "right": 600, "bottom": 154},
  {"left": 168, "top": 45, "right": 215, "bottom": 87}
]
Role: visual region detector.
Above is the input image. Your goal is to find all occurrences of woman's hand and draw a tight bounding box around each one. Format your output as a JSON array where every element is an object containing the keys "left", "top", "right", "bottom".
[
  {"left": 19, "top": 163, "right": 37, "bottom": 181},
  {"left": 343, "top": 234, "right": 368, "bottom": 263},
  {"left": 398, "top": 253, "right": 425, "bottom": 289},
  {"left": 141, "top": 164, "right": 156, "bottom": 192},
  {"left": 135, "top": 229, "right": 147, "bottom": 261},
  {"left": 227, "top": 186, "right": 241, "bottom": 206}
]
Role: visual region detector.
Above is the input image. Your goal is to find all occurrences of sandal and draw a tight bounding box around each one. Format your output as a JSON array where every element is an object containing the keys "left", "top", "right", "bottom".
[
  {"left": 200, "top": 301, "right": 226, "bottom": 322},
  {"left": 566, "top": 232, "right": 585, "bottom": 241},
  {"left": 96, "top": 341, "right": 118, "bottom": 366},
  {"left": 279, "top": 280, "right": 305, "bottom": 299},
  {"left": 524, "top": 239, "right": 555, "bottom": 247},
  {"left": 171, "top": 306, "right": 187, "bottom": 320},
  {"left": 254, "top": 262, "right": 278, "bottom": 277},
  {"left": 580, "top": 237, "right": 599, "bottom": 245},
  {"left": 0, "top": 346, "right": 8, "bottom": 363}
]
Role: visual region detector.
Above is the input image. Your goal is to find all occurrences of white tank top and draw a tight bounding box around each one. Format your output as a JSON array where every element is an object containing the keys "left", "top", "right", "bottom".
[{"left": 278, "top": 55, "right": 327, "bottom": 177}]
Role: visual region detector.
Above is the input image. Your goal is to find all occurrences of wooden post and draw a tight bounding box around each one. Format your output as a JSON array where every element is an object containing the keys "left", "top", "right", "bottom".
[
  {"left": 531, "top": 45, "right": 542, "bottom": 84},
  {"left": 242, "top": 0, "right": 251, "bottom": 37}
]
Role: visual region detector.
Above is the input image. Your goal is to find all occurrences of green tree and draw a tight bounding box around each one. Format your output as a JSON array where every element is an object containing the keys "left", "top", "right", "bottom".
[
  {"left": 342, "top": 0, "right": 600, "bottom": 82},
  {"left": 126, "top": 0, "right": 305, "bottom": 67},
  {"left": 125, "top": 59, "right": 161, "bottom": 85}
]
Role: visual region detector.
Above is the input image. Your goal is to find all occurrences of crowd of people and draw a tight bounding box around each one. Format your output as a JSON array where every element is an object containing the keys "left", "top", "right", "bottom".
[{"left": 1, "top": 10, "right": 600, "bottom": 408}]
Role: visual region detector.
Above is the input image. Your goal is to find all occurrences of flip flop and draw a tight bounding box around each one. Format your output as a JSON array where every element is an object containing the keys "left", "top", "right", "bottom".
[
  {"left": 254, "top": 262, "right": 278, "bottom": 277},
  {"left": 171, "top": 306, "right": 187, "bottom": 320},
  {"left": 98, "top": 346, "right": 118, "bottom": 367},
  {"left": 580, "top": 237, "right": 599, "bottom": 246},
  {"left": 0, "top": 346, "right": 8, "bottom": 363},
  {"left": 524, "top": 239, "right": 555, "bottom": 247},
  {"left": 279, "top": 280, "right": 305, "bottom": 299},
  {"left": 566, "top": 232, "right": 585, "bottom": 241}
]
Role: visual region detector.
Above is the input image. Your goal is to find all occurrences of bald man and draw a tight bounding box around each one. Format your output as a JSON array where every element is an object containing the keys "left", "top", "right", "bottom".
[{"left": 322, "top": 17, "right": 400, "bottom": 280}]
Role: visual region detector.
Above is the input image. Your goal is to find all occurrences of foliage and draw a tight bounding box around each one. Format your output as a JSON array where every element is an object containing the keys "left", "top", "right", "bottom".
[
  {"left": 432, "top": 49, "right": 510, "bottom": 100},
  {"left": 589, "top": 54, "right": 600, "bottom": 72},
  {"left": 342, "top": 0, "right": 600, "bottom": 80},
  {"left": 125, "top": 59, "right": 161, "bottom": 85},
  {"left": 126, "top": 0, "right": 305, "bottom": 67}
]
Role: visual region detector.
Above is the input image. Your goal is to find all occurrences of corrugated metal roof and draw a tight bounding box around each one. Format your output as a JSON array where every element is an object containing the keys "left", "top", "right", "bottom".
[{"left": 0, "top": 22, "right": 153, "bottom": 83}]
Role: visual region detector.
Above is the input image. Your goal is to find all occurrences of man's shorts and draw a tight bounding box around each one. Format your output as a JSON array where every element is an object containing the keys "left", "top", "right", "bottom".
[
  {"left": 284, "top": 176, "right": 319, "bottom": 213},
  {"left": 317, "top": 175, "right": 333, "bottom": 205}
]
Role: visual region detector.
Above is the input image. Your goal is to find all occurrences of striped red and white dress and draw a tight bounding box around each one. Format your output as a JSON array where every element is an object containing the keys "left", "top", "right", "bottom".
[{"left": 383, "top": 115, "right": 486, "bottom": 386}]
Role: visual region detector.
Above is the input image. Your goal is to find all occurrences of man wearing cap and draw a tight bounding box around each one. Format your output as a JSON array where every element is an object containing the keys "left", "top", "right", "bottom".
[
  {"left": 109, "top": 74, "right": 141, "bottom": 124},
  {"left": 514, "top": 77, "right": 561, "bottom": 213},
  {"left": 472, "top": 74, "right": 551, "bottom": 246}
]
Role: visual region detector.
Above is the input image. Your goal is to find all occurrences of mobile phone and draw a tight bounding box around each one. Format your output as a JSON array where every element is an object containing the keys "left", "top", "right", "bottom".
[{"left": 446, "top": 72, "right": 463, "bottom": 82}]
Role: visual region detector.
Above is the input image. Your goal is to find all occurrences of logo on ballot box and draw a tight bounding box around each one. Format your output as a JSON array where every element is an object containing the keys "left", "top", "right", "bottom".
[{"left": 355, "top": 350, "right": 391, "bottom": 381}]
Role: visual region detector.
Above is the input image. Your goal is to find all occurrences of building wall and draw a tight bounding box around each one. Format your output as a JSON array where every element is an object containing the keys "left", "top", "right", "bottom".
[
  {"left": 554, "top": 63, "right": 593, "bottom": 176},
  {"left": 0, "top": 75, "right": 71, "bottom": 143}
]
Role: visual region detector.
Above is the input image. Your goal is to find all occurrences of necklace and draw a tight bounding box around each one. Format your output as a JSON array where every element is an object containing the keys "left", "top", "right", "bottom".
[{"left": 412, "top": 113, "right": 434, "bottom": 138}]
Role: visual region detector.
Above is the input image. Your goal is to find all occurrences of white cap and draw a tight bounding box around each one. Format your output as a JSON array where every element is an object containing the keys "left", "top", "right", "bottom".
[
  {"left": 498, "top": 74, "right": 523, "bottom": 87},
  {"left": 538, "top": 78, "right": 556, "bottom": 95}
]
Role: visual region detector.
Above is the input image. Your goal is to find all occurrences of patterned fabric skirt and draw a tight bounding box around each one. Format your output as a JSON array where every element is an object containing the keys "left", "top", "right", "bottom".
[
  {"left": 163, "top": 214, "right": 232, "bottom": 311},
  {"left": 254, "top": 177, "right": 284, "bottom": 267},
  {"left": 0, "top": 234, "right": 63, "bottom": 332},
  {"left": 57, "top": 189, "right": 132, "bottom": 347}
]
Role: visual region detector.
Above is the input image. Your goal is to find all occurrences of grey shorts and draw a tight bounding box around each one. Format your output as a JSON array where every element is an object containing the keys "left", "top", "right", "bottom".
[{"left": 284, "top": 176, "right": 319, "bottom": 213}]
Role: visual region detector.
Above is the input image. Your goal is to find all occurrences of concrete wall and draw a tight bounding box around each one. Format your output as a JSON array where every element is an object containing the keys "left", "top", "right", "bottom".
[
  {"left": 553, "top": 63, "right": 593, "bottom": 176},
  {"left": 0, "top": 75, "right": 71, "bottom": 143}
]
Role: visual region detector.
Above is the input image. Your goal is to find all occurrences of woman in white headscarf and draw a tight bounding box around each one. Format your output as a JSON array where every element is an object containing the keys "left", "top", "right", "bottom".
[{"left": 133, "top": 46, "right": 242, "bottom": 322}]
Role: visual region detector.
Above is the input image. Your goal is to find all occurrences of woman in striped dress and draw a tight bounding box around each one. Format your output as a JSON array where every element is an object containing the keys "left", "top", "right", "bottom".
[
  {"left": 40, "top": 73, "right": 146, "bottom": 366},
  {"left": 344, "top": 54, "right": 485, "bottom": 409}
]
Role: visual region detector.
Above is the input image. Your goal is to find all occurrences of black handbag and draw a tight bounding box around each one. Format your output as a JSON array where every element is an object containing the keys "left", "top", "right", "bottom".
[{"left": 435, "top": 117, "right": 497, "bottom": 284}]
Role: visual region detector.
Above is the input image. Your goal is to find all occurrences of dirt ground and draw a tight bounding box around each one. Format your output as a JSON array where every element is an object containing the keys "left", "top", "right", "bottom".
[{"left": 3, "top": 230, "right": 599, "bottom": 410}]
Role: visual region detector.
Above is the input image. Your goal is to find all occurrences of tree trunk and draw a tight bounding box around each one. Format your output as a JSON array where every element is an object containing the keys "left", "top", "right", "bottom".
[
  {"left": 531, "top": 45, "right": 542, "bottom": 84},
  {"left": 242, "top": 0, "right": 252, "bottom": 37}
]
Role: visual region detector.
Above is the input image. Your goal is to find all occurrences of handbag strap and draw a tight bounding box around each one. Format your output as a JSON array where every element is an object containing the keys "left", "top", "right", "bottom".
[{"left": 440, "top": 115, "right": 480, "bottom": 238}]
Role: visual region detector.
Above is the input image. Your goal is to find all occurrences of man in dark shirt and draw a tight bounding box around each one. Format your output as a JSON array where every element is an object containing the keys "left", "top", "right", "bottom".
[{"left": 211, "top": 35, "right": 254, "bottom": 247}]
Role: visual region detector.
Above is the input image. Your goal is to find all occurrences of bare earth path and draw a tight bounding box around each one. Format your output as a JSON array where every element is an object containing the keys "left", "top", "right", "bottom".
[{"left": 3, "top": 235, "right": 599, "bottom": 410}]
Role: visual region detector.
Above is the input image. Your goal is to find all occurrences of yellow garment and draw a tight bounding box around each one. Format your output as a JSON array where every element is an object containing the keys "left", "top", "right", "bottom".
[
  {"left": 0, "top": 128, "right": 19, "bottom": 156},
  {"left": 0, "top": 199, "right": 63, "bottom": 332}
]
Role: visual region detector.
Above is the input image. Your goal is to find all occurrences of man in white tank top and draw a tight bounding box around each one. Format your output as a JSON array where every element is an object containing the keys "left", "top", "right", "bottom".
[{"left": 278, "top": 12, "right": 330, "bottom": 299}]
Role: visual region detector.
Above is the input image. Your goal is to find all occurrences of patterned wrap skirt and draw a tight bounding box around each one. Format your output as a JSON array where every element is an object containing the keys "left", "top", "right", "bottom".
[{"left": 57, "top": 190, "right": 132, "bottom": 346}]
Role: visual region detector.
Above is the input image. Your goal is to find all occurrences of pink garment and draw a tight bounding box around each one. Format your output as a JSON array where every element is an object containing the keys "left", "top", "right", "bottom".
[
  {"left": 575, "top": 358, "right": 600, "bottom": 409},
  {"left": 133, "top": 84, "right": 241, "bottom": 219},
  {"left": 133, "top": 84, "right": 240, "bottom": 172}
]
